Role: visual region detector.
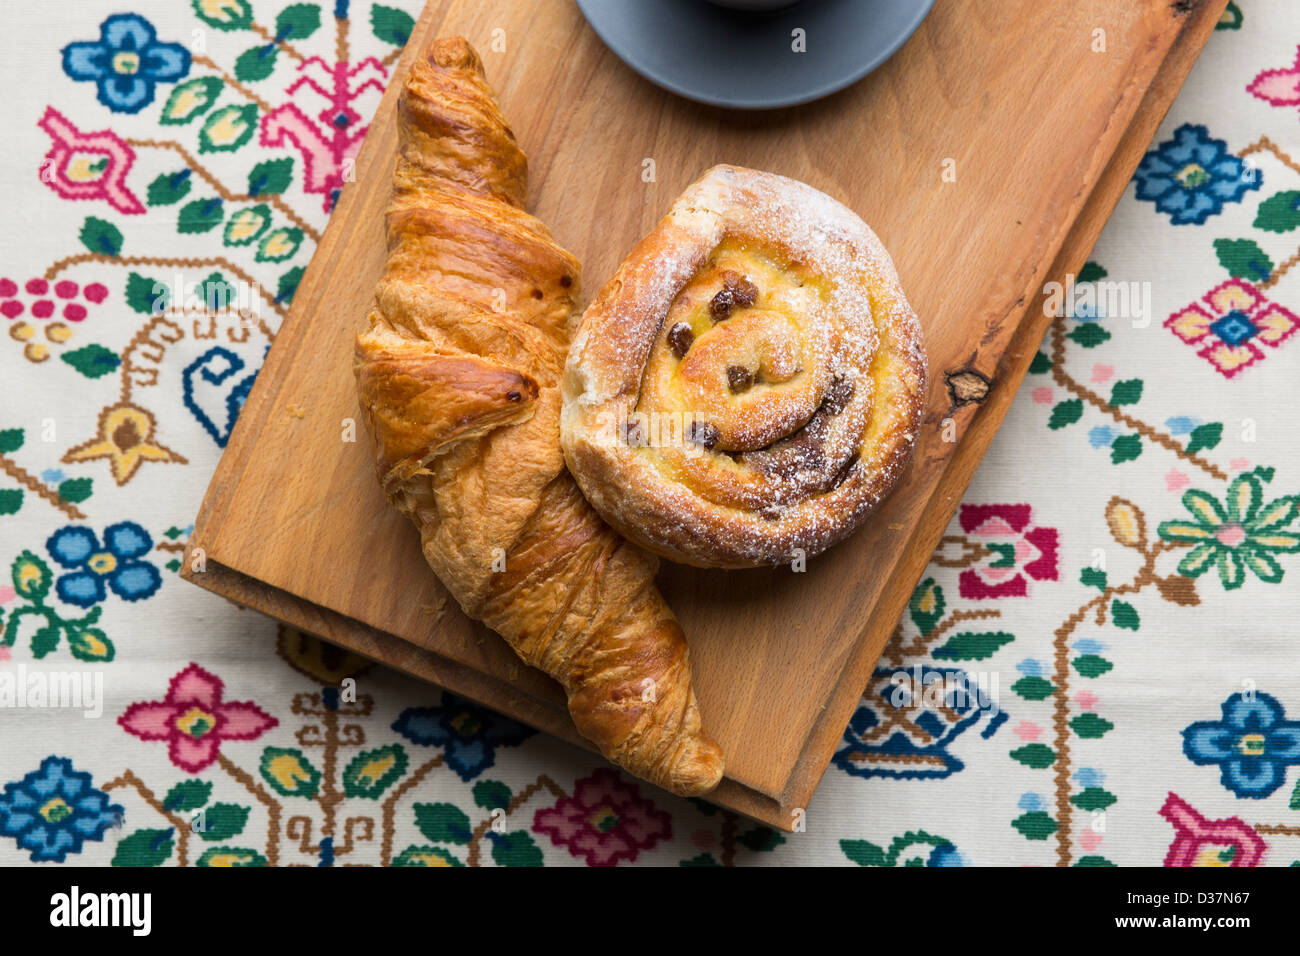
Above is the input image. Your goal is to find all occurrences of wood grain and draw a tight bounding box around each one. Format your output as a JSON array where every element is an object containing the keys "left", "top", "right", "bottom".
[{"left": 184, "top": 0, "right": 1228, "bottom": 828}]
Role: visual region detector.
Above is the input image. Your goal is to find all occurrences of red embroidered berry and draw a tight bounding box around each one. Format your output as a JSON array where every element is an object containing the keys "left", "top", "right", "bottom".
[
  {"left": 83, "top": 283, "right": 108, "bottom": 304},
  {"left": 1, "top": 301, "right": 22, "bottom": 319},
  {"left": 25, "top": 278, "right": 48, "bottom": 295},
  {"left": 63, "top": 303, "right": 87, "bottom": 322},
  {"left": 54, "top": 280, "right": 79, "bottom": 299},
  {"left": 31, "top": 300, "right": 54, "bottom": 319},
  {"left": 0, "top": 279, "right": 16, "bottom": 298}
]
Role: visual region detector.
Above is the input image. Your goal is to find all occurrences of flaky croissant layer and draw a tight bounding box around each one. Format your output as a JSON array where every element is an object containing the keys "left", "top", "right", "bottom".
[{"left": 353, "top": 37, "right": 723, "bottom": 796}]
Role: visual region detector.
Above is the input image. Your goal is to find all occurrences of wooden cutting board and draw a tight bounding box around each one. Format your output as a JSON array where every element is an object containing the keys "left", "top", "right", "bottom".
[{"left": 184, "top": 0, "right": 1228, "bottom": 829}]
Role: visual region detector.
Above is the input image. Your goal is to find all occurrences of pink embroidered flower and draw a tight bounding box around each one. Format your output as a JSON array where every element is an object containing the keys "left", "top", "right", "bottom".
[
  {"left": 1248, "top": 46, "right": 1300, "bottom": 109},
  {"left": 37, "top": 107, "right": 144, "bottom": 215},
  {"left": 533, "top": 768, "right": 671, "bottom": 866},
  {"left": 118, "top": 663, "right": 276, "bottom": 772},
  {"left": 1165, "top": 278, "right": 1299, "bottom": 378},
  {"left": 1160, "top": 793, "right": 1266, "bottom": 867},
  {"left": 958, "top": 504, "right": 1059, "bottom": 599}
]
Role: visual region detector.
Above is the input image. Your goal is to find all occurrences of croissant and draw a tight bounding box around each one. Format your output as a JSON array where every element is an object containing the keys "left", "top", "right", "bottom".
[{"left": 353, "top": 37, "right": 724, "bottom": 796}]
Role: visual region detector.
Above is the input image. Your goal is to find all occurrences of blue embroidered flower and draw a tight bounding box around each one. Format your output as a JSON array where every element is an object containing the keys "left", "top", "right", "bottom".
[
  {"left": 1133, "top": 124, "right": 1260, "bottom": 225},
  {"left": 1182, "top": 692, "right": 1300, "bottom": 798},
  {"left": 392, "top": 694, "right": 535, "bottom": 780},
  {"left": 0, "top": 756, "right": 123, "bottom": 862},
  {"left": 61, "top": 14, "right": 191, "bottom": 114},
  {"left": 46, "top": 522, "right": 162, "bottom": 607}
]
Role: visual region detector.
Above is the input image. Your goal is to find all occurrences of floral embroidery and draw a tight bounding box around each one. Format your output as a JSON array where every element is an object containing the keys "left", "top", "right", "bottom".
[
  {"left": 1160, "top": 793, "right": 1266, "bottom": 866},
  {"left": 392, "top": 694, "right": 534, "bottom": 781},
  {"left": 119, "top": 663, "right": 277, "bottom": 772},
  {"left": 533, "top": 769, "right": 671, "bottom": 866},
  {"left": 0, "top": 277, "right": 108, "bottom": 364},
  {"left": 1182, "top": 692, "right": 1300, "bottom": 798},
  {"left": 840, "top": 831, "right": 966, "bottom": 866},
  {"left": 0, "top": 756, "right": 123, "bottom": 862},
  {"left": 1157, "top": 472, "right": 1299, "bottom": 589},
  {"left": 61, "top": 14, "right": 191, "bottom": 114},
  {"left": 62, "top": 401, "right": 188, "bottom": 486},
  {"left": 1133, "top": 124, "right": 1260, "bottom": 225},
  {"left": 37, "top": 107, "right": 143, "bottom": 214},
  {"left": 957, "top": 503, "right": 1059, "bottom": 599},
  {"left": 46, "top": 522, "right": 162, "bottom": 607},
  {"left": 1165, "top": 279, "right": 1299, "bottom": 378},
  {"left": 1248, "top": 45, "right": 1300, "bottom": 110}
]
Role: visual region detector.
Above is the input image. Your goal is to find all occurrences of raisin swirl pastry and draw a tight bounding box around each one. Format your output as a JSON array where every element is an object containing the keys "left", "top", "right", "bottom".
[
  {"left": 561, "top": 166, "right": 927, "bottom": 569},
  {"left": 354, "top": 38, "right": 723, "bottom": 796}
]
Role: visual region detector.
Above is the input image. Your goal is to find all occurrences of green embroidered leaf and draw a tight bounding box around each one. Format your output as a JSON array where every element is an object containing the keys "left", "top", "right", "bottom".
[
  {"left": 342, "top": 744, "right": 408, "bottom": 798},
  {"left": 78, "top": 217, "right": 123, "bottom": 256},
  {"left": 159, "top": 76, "right": 223, "bottom": 124},
  {"left": 1075, "top": 855, "right": 1117, "bottom": 867},
  {"left": 680, "top": 853, "right": 722, "bottom": 867},
  {"left": 197, "top": 271, "right": 239, "bottom": 311},
  {"left": 392, "top": 845, "right": 464, "bottom": 867},
  {"left": 192, "top": 0, "right": 253, "bottom": 31},
  {"left": 1290, "top": 777, "right": 1300, "bottom": 810},
  {"left": 1070, "top": 713, "right": 1114, "bottom": 739},
  {"left": 198, "top": 104, "right": 258, "bottom": 153},
  {"left": 1066, "top": 323, "right": 1110, "bottom": 348},
  {"left": 738, "top": 826, "right": 785, "bottom": 852},
  {"left": 276, "top": 3, "right": 322, "bottom": 39},
  {"left": 1111, "top": 600, "right": 1140, "bottom": 630},
  {"left": 13, "top": 550, "right": 52, "bottom": 600},
  {"left": 112, "top": 828, "right": 174, "bottom": 867},
  {"left": 1028, "top": 350, "right": 1052, "bottom": 374},
  {"left": 61, "top": 344, "right": 121, "bottom": 379},
  {"left": 276, "top": 266, "right": 305, "bottom": 304},
  {"left": 907, "top": 577, "right": 944, "bottom": 635},
  {"left": 0, "top": 489, "right": 21, "bottom": 515},
  {"left": 371, "top": 3, "right": 416, "bottom": 45},
  {"left": 67, "top": 626, "right": 114, "bottom": 662},
  {"left": 414, "top": 802, "right": 472, "bottom": 844},
  {"left": 197, "top": 803, "right": 250, "bottom": 841},
  {"left": 1071, "top": 787, "right": 1117, "bottom": 812},
  {"left": 248, "top": 158, "right": 293, "bottom": 196},
  {"left": 840, "top": 839, "right": 888, "bottom": 866},
  {"left": 1217, "top": 1, "right": 1243, "bottom": 30},
  {"left": 163, "top": 779, "right": 213, "bottom": 813},
  {"left": 1109, "top": 379, "right": 1143, "bottom": 406},
  {"left": 1184, "top": 422, "right": 1223, "bottom": 455},
  {"left": 1213, "top": 238, "right": 1273, "bottom": 283},
  {"left": 1254, "top": 190, "right": 1300, "bottom": 233},
  {"left": 1048, "top": 399, "right": 1083, "bottom": 429},
  {"left": 178, "top": 197, "right": 225, "bottom": 234},
  {"left": 223, "top": 204, "right": 272, "bottom": 247},
  {"left": 932, "top": 631, "right": 1014, "bottom": 661},
  {"left": 1011, "top": 675, "right": 1055, "bottom": 700},
  {"left": 1080, "top": 567, "right": 1107, "bottom": 590},
  {"left": 125, "top": 272, "right": 167, "bottom": 315},
  {"left": 489, "top": 830, "right": 544, "bottom": 867},
  {"left": 1110, "top": 434, "right": 1142, "bottom": 464},
  {"left": 259, "top": 747, "right": 321, "bottom": 797},
  {"left": 0, "top": 428, "right": 23, "bottom": 454},
  {"left": 234, "top": 44, "right": 279, "bottom": 82},
  {"left": 146, "top": 170, "right": 193, "bottom": 207},
  {"left": 1009, "top": 744, "right": 1056, "bottom": 769},
  {"left": 472, "top": 780, "right": 511, "bottom": 811},
  {"left": 1073, "top": 654, "right": 1113, "bottom": 678},
  {"left": 195, "top": 847, "right": 267, "bottom": 867},
  {"left": 57, "top": 478, "right": 92, "bottom": 504},
  {"left": 31, "top": 623, "right": 61, "bottom": 658},
  {"left": 256, "top": 226, "right": 303, "bottom": 263},
  {"left": 1077, "top": 261, "right": 1108, "bottom": 283},
  {"left": 1012, "top": 811, "right": 1058, "bottom": 841}
]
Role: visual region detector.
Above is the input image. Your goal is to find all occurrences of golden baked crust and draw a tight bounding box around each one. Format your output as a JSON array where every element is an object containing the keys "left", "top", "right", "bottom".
[
  {"left": 354, "top": 38, "right": 723, "bottom": 796},
  {"left": 561, "top": 165, "right": 928, "bottom": 569}
]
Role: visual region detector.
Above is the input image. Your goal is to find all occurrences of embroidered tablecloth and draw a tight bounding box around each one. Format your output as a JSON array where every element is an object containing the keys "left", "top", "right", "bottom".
[{"left": 2, "top": 0, "right": 1297, "bottom": 868}]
